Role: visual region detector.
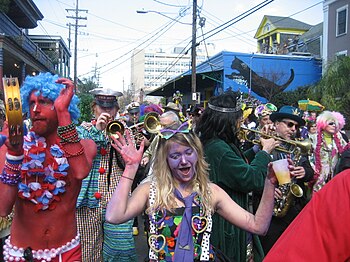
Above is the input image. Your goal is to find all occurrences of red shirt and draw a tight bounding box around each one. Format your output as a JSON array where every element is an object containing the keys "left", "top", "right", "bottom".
[{"left": 265, "top": 169, "right": 350, "bottom": 262}]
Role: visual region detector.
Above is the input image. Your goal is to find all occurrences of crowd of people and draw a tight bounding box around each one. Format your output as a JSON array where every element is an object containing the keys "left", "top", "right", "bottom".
[{"left": 1, "top": 72, "right": 350, "bottom": 262}]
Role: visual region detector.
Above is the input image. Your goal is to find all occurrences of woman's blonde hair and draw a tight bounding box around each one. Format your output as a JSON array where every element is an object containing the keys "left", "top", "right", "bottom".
[{"left": 147, "top": 132, "right": 212, "bottom": 215}]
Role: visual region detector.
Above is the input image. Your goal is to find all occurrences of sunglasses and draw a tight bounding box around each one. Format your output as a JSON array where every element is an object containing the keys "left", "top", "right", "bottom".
[
  {"left": 328, "top": 122, "right": 336, "bottom": 126},
  {"left": 281, "top": 120, "right": 299, "bottom": 129},
  {"left": 159, "top": 121, "right": 191, "bottom": 140}
]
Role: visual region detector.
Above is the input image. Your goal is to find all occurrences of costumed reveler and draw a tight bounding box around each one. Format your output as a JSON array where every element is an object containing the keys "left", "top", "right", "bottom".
[
  {"left": 311, "top": 110, "right": 349, "bottom": 193},
  {"left": 0, "top": 73, "right": 96, "bottom": 261},
  {"left": 76, "top": 88, "right": 138, "bottom": 261},
  {"left": 105, "top": 119, "right": 279, "bottom": 262}
]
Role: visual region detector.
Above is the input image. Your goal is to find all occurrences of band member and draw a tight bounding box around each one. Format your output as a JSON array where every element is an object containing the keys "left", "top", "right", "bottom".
[
  {"left": 259, "top": 105, "right": 314, "bottom": 254},
  {"left": 126, "top": 102, "right": 140, "bottom": 127},
  {"left": 76, "top": 88, "right": 137, "bottom": 261},
  {"left": 0, "top": 72, "right": 96, "bottom": 261}
]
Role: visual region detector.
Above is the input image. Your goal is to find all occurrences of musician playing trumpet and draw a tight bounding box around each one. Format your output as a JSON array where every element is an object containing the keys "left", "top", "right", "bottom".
[
  {"left": 76, "top": 88, "right": 138, "bottom": 261},
  {"left": 257, "top": 105, "right": 314, "bottom": 255}
]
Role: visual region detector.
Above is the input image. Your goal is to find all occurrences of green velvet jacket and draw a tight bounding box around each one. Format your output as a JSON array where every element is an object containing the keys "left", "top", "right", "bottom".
[{"left": 204, "top": 138, "right": 272, "bottom": 262}]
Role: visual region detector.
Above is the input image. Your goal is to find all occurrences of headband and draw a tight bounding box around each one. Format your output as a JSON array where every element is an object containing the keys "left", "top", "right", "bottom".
[{"left": 208, "top": 103, "right": 241, "bottom": 113}]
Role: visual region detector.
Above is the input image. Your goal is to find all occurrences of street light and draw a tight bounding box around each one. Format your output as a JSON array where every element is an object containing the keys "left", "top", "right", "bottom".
[
  {"left": 136, "top": 10, "right": 191, "bottom": 25},
  {"left": 137, "top": 2, "right": 198, "bottom": 105}
]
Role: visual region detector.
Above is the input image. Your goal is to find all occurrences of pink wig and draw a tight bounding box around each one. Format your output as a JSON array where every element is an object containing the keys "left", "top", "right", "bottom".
[
  {"left": 316, "top": 110, "right": 345, "bottom": 132},
  {"left": 312, "top": 110, "right": 347, "bottom": 184}
]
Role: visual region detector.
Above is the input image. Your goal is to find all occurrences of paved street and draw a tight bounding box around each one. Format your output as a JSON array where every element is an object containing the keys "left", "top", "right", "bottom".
[{"left": 134, "top": 215, "right": 149, "bottom": 262}]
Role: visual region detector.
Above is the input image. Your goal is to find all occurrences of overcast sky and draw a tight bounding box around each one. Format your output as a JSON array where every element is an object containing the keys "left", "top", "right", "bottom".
[{"left": 31, "top": 0, "right": 324, "bottom": 92}]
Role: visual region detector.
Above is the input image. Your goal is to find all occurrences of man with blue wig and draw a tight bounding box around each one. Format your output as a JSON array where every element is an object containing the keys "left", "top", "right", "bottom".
[{"left": 0, "top": 72, "right": 96, "bottom": 261}]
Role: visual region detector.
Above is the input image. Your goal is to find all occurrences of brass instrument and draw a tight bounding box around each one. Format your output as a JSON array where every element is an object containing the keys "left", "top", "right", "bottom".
[
  {"left": 273, "top": 182, "right": 304, "bottom": 217},
  {"left": 238, "top": 127, "right": 312, "bottom": 155},
  {"left": 143, "top": 112, "right": 161, "bottom": 134},
  {"left": 238, "top": 127, "right": 311, "bottom": 217},
  {"left": 2, "top": 77, "right": 23, "bottom": 145},
  {"left": 272, "top": 138, "right": 311, "bottom": 217},
  {"left": 106, "top": 112, "right": 160, "bottom": 140},
  {"left": 106, "top": 120, "right": 125, "bottom": 138}
]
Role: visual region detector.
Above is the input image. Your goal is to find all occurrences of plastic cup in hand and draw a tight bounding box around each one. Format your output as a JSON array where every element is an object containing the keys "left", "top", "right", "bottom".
[{"left": 272, "top": 158, "right": 291, "bottom": 185}]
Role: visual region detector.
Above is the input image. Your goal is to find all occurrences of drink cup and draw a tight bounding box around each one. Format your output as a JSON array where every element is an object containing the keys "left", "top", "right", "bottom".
[{"left": 272, "top": 158, "right": 291, "bottom": 185}]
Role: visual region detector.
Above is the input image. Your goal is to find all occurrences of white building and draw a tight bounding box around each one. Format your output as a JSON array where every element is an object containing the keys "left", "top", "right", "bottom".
[{"left": 130, "top": 43, "right": 215, "bottom": 100}]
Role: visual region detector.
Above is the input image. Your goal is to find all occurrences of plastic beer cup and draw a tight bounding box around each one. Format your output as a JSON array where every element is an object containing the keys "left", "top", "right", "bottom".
[{"left": 272, "top": 158, "right": 291, "bottom": 185}]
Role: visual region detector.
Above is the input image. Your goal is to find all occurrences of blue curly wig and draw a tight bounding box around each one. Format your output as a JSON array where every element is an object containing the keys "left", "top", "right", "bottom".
[{"left": 20, "top": 72, "right": 80, "bottom": 123}]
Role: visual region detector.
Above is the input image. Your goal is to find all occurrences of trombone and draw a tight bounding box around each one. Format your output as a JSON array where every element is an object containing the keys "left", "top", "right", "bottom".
[{"left": 238, "top": 127, "right": 312, "bottom": 155}]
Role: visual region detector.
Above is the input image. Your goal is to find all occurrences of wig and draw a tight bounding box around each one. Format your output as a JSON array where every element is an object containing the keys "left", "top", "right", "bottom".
[
  {"left": 148, "top": 131, "right": 212, "bottom": 216},
  {"left": 20, "top": 73, "right": 80, "bottom": 123},
  {"left": 196, "top": 91, "right": 243, "bottom": 146},
  {"left": 316, "top": 110, "right": 345, "bottom": 132},
  {"left": 313, "top": 110, "right": 347, "bottom": 183}
]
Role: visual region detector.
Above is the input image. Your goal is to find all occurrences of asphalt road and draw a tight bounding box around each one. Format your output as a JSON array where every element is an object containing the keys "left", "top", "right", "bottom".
[{"left": 134, "top": 215, "right": 149, "bottom": 262}]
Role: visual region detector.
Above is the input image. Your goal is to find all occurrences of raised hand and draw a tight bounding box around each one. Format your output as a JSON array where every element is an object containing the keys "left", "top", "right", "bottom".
[
  {"left": 96, "top": 113, "right": 110, "bottom": 131},
  {"left": 111, "top": 129, "right": 144, "bottom": 167},
  {"left": 54, "top": 78, "right": 75, "bottom": 113}
]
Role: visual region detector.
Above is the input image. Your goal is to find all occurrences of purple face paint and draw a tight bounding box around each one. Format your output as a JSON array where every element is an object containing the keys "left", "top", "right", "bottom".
[{"left": 167, "top": 142, "right": 198, "bottom": 183}]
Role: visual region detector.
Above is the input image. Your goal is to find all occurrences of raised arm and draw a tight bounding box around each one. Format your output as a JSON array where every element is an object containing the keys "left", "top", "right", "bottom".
[
  {"left": 213, "top": 163, "right": 278, "bottom": 235},
  {"left": 105, "top": 130, "right": 148, "bottom": 224},
  {"left": 55, "top": 78, "right": 96, "bottom": 179}
]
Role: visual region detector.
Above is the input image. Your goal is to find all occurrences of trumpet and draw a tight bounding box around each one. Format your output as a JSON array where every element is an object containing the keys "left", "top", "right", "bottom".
[
  {"left": 106, "top": 112, "right": 161, "bottom": 139},
  {"left": 238, "top": 127, "right": 312, "bottom": 155},
  {"left": 238, "top": 127, "right": 311, "bottom": 218}
]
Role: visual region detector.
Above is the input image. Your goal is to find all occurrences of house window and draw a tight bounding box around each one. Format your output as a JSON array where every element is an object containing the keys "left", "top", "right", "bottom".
[
  {"left": 264, "top": 23, "right": 270, "bottom": 33},
  {"left": 336, "top": 5, "right": 348, "bottom": 36}
]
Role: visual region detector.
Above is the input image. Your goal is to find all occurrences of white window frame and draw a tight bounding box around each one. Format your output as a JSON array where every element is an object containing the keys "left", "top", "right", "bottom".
[{"left": 336, "top": 5, "right": 348, "bottom": 37}]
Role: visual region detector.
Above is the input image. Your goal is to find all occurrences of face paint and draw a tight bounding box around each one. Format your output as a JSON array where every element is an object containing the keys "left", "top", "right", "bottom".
[{"left": 167, "top": 142, "right": 198, "bottom": 184}]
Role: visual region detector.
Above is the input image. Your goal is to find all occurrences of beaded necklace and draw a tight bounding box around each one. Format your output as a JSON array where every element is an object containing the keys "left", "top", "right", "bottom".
[
  {"left": 148, "top": 181, "right": 213, "bottom": 261},
  {"left": 18, "top": 131, "right": 69, "bottom": 212}
]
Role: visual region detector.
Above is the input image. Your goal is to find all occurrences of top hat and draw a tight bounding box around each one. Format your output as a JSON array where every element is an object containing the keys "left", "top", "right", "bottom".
[
  {"left": 90, "top": 88, "right": 123, "bottom": 108},
  {"left": 270, "top": 105, "right": 305, "bottom": 126}
]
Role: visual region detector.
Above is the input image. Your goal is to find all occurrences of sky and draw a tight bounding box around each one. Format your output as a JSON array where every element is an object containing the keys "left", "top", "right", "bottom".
[{"left": 30, "top": 0, "right": 324, "bottom": 93}]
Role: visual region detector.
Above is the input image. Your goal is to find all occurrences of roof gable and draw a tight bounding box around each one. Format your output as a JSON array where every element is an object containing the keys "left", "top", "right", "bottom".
[{"left": 255, "top": 15, "right": 312, "bottom": 38}]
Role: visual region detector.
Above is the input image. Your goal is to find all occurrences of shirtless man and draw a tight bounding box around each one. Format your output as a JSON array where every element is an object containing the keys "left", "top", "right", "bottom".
[{"left": 0, "top": 73, "right": 96, "bottom": 261}]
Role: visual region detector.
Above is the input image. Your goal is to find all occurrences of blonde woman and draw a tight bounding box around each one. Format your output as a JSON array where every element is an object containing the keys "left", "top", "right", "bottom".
[{"left": 106, "top": 124, "right": 280, "bottom": 261}]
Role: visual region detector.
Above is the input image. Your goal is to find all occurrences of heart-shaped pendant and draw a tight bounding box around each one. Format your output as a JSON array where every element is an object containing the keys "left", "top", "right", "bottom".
[
  {"left": 148, "top": 234, "right": 166, "bottom": 253},
  {"left": 191, "top": 215, "right": 208, "bottom": 234}
]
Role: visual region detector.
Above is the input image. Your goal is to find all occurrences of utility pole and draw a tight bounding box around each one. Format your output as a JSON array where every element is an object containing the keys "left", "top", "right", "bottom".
[
  {"left": 191, "top": 0, "right": 197, "bottom": 105},
  {"left": 66, "top": 0, "right": 87, "bottom": 90}
]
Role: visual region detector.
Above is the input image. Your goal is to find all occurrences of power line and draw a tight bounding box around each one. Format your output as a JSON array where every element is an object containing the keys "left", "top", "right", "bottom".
[{"left": 66, "top": 0, "right": 87, "bottom": 87}]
